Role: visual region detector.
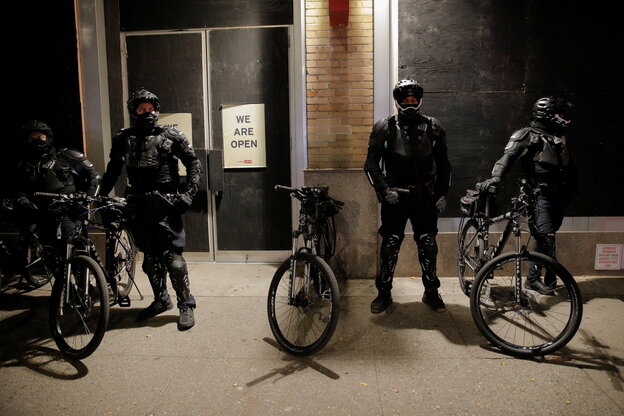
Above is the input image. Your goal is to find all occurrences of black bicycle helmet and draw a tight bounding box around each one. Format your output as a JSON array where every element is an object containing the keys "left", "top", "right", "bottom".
[
  {"left": 393, "top": 79, "right": 424, "bottom": 118},
  {"left": 21, "top": 120, "right": 54, "bottom": 154},
  {"left": 532, "top": 96, "right": 574, "bottom": 128},
  {"left": 127, "top": 88, "right": 161, "bottom": 129},
  {"left": 127, "top": 87, "right": 160, "bottom": 114}
]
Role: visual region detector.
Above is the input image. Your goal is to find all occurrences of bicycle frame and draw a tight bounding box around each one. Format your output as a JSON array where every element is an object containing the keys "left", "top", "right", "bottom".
[
  {"left": 464, "top": 191, "right": 533, "bottom": 265},
  {"left": 277, "top": 184, "right": 342, "bottom": 306},
  {"left": 462, "top": 183, "right": 538, "bottom": 304}
]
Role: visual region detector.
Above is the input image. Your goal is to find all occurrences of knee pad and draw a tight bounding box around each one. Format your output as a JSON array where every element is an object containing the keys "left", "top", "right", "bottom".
[
  {"left": 163, "top": 250, "right": 192, "bottom": 303},
  {"left": 380, "top": 234, "right": 404, "bottom": 259},
  {"left": 416, "top": 233, "right": 439, "bottom": 289},
  {"left": 163, "top": 250, "right": 188, "bottom": 279},
  {"left": 416, "top": 233, "right": 438, "bottom": 259},
  {"left": 142, "top": 253, "right": 167, "bottom": 299},
  {"left": 377, "top": 234, "right": 404, "bottom": 290},
  {"left": 142, "top": 253, "right": 159, "bottom": 276}
]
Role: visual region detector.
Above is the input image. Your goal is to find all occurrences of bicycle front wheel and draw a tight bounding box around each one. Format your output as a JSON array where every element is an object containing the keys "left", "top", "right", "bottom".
[
  {"left": 22, "top": 237, "right": 52, "bottom": 288},
  {"left": 470, "top": 251, "right": 583, "bottom": 357},
  {"left": 267, "top": 253, "right": 340, "bottom": 356},
  {"left": 458, "top": 218, "right": 486, "bottom": 296},
  {"left": 49, "top": 254, "right": 110, "bottom": 359},
  {"left": 108, "top": 227, "right": 137, "bottom": 298}
]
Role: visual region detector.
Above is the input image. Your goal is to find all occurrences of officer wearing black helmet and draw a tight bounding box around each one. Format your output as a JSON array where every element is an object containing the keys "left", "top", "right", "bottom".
[
  {"left": 14, "top": 120, "right": 100, "bottom": 248},
  {"left": 100, "top": 88, "right": 202, "bottom": 330},
  {"left": 476, "top": 96, "right": 578, "bottom": 294},
  {"left": 364, "top": 79, "right": 452, "bottom": 313}
]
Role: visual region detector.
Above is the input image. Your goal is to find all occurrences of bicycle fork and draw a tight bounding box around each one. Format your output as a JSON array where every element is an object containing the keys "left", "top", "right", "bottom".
[
  {"left": 60, "top": 242, "right": 90, "bottom": 311},
  {"left": 513, "top": 217, "right": 526, "bottom": 306},
  {"left": 288, "top": 231, "right": 312, "bottom": 306}
]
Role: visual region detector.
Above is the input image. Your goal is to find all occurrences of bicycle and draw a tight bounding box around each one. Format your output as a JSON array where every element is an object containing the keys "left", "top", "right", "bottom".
[
  {"left": 89, "top": 196, "right": 138, "bottom": 306},
  {"left": 457, "top": 180, "right": 583, "bottom": 357},
  {"left": 0, "top": 199, "right": 52, "bottom": 289},
  {"left": 34, "top": 191, "right": 138, "bottom": 359},
  {"left": 267, "top": 184, "right": 344, "bottom": 355}
]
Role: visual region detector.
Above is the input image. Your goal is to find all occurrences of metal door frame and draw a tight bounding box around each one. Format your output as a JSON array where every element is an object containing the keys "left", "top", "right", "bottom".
[
  {"left": 120, "top": 26, "right": 300, "bottom": 263},
  {"left": 206, "top": 25, "right": 297, "bottom": 263}
]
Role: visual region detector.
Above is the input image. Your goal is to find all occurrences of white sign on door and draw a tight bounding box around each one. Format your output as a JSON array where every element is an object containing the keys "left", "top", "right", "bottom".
[
  {"left": 160, "top": 113, "right": 193, "bottom": 176},
  {"left": 222, "top": 104, "right": 266, "bottom": 168}
]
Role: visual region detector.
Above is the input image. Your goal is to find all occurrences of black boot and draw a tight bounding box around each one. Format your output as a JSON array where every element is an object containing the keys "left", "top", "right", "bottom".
[
  {"left": 138, "top": 254, "right": 171, "bottom": 320},
  {"left": 524, "top": 277, "right": 556, "bottom": 295},
  {"left": 526, "top": 233, "right": 557, "bottom": 295},
  {"left": 371, "top": 290, "right": 393, "bottom": 314},
  {"left": 422, "top": 288, "right": 446, "bottom": 312},
  {"left": 524, "top": 261, "right": 557, "bottom": 295},
  {"left": 178, "top": 305, "right": 195, "bottom": 330},
  {"left": 163, "top": 251, "right": 197, "bottom": 330},
  {"left": 137, "top": 296, "right": 173, "bottom": 320}
]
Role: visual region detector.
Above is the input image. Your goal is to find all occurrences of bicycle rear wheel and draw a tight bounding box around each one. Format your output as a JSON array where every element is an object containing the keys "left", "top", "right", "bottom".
[
  {"left": 267, "top": 252, "right": 340, "bottom": 356},
  {"left": 470, "top": 251, "right": 583, "bottom": 357},
  {"left": 108, "top": 227, "right": 137, "bottom": 298},
  {"left": 49, "top": 254, "right": 110, "bottom": 359},
  {"left": 458, "top": 218, "right": 486, "bottom": 296}
]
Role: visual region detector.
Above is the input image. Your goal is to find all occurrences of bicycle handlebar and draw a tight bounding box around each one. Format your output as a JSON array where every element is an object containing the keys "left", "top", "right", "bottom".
[
  {"left": 33, "top": 192, "right": 128, "bottom": 209},
  {"left": 274, "top": 184, "right": 297, "bottom": 193},
  {"left": 274, "top": 184, "right": 344, "bottom": 207}
]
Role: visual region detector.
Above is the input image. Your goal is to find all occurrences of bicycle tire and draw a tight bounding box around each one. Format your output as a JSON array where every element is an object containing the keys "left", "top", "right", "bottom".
[
  {"left": 458, "top": 218, "right": 486, "bottom": 296},
  {"left": 22, "top": 239, "right": 52, "bottom": 288},
  {"left": 108, "top": 227, "right": 137, "bottom": 298},
  {"left": 267, "top": 252, "right": 340, "bottom": 356},
  {"left": 470, "top": 251, "right": 583, "bottom": 357},
  {"left": 49, "top": 254, "right": 110, "bottom": 359}
]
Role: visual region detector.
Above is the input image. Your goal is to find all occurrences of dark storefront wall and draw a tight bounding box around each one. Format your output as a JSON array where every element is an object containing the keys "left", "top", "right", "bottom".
[{"left": 398, "top": 0, "right": 624, "bottom": 217}]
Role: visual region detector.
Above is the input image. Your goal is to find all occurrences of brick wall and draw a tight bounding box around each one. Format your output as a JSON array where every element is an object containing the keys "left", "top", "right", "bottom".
[{"left": 305, "top": 1, "right": 374, "bottom": 169}]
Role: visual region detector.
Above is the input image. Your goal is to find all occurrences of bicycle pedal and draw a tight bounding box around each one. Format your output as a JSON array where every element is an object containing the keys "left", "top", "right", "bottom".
[{"left": 117, "top": 295, "right": 131, "bottom": 307}]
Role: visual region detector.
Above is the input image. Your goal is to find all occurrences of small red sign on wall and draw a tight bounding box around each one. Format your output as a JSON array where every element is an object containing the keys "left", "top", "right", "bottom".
[{"left": 329, "top": 0, "right": 349, "bottom": 26}]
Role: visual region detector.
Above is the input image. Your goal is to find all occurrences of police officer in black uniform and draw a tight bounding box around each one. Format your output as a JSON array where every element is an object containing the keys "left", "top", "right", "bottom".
[
  {"left": 364, "top": 79, "right": 451, "bottom": 313},
  {"left": 477, "top": 96, "right": 577, "bottom": 294},
  {"left": 99, "top": 88, "right": 202, "bottom": 330},
  {"left": 14, "top": 120, "right": 100, "bottom": 249}
]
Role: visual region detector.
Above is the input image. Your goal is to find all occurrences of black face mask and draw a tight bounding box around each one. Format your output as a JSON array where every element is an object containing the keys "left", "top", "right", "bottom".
[
  {"left": 396, "top": 98, "right": 422, "bottom": 122},
  {"left": 399, "top": 106, "right": 420, "bottom": 121},
  {"left": 134, "top": 112, "right": 158, "bottom": 130},
  {"left": 25, "top": 138, "right": 51, "bottom": 156}
]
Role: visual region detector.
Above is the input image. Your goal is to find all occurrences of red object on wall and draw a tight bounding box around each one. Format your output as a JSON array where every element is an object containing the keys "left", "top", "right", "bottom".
[{"left": 329, "top": 0, "right": 349, "bottom": 26}]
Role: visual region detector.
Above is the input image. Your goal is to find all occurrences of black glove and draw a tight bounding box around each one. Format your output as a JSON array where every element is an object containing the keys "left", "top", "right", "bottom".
[
  {"left": 174, "top": 191, "right": 193, "bottom": 212},
  {"left": 16, "top": 196, "right": 38, "bottom": 214},
  {"left": 383, "top": 187, "right": 400, "bottom": 205},
  {"left": 476, "top": 177, "right": 500, "bottom": 193}
]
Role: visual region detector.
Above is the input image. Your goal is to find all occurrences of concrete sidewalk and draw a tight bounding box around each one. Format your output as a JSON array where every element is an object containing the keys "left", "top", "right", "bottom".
[{"left": 1, "top": 263, "right": 623, "bottom": 416}]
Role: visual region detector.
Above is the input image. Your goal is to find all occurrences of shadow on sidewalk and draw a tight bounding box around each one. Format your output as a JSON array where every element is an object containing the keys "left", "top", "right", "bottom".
[
  {"left": 243, "top": 337, "right": 341, "bottom": 387},
  {"left": 0, "top": 291, "right": 176, "bottom": 378}
]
